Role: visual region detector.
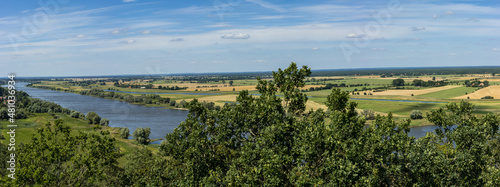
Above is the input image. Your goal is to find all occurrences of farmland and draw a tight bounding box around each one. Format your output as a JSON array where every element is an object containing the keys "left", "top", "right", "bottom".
[{"left": 25, "top": 69, "right": 500, "bottom": 127}]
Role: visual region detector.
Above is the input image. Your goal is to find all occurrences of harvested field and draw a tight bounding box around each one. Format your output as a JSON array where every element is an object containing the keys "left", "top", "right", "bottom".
[
  {"left": 454, "top": 85, "right": 500, "bottom": 99},
  {"left": 306, "top": 100, "right": 328, "bottom": 111},
  {"left": 309, "top": 76, "right": 345, "bottom": 80},
  {"left": 371, "top": 85, "right": 461, "bottom": 96},
  {"left": 482, "top": 79, "right": 500, "bottom": 82},
  {"left": 183, "top": 95, "right": 239, "bottom": 102}
]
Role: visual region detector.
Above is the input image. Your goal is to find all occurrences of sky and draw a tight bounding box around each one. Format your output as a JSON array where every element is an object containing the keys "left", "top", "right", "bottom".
[{"left": 0, "top": 0, "right": 499, "bottom": 77}]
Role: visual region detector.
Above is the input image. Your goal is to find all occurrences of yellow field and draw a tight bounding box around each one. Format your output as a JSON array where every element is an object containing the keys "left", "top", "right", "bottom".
[
  {"left": 305, "top": 100, "right": 328, "bottom": 111},
  {"left": 310, "top": 76, "right": 345, "bottom": 79},
  {"left": 454, "top": 85, "right": 500, "bottom": 99},
  {"left": 372, "top": 85, "right": 461, "bottom": 96},
  {"left": 482, "top": 79, "right": 500, "bottom": 82},
  {"left": 183, "top": 95, "right": 239, "bottom": 103}
]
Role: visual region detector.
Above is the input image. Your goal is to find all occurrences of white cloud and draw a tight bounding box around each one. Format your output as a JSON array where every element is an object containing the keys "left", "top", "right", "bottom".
[
  {"left": 170, "top": 38, "right": 184, "bottom": 42},
  {"left": 432, "top": 14, "right": 438, "bottom": 19},
  {"left": 120, "top": 39, "right": 136, "bottom": 44},
  {"left": 445, "top": 10, "right": 455, "bottom": 15},
  {"left": 111, "top": 28, "right": 128, "bottom": 34},
  {"left": 410, "top": 27, "right": 426, "bottom": 31},
  {"left": 312, "top": 47, "right": 319, "bottom": 50},
  {"left": 245, "top": 0, "right": 286, "bottom": 13},
  {"left": 111, "top": 29, "right": 120, "bottom": 34},
  {"left": 76, "top": 34, "right": 86, "bottom": 38},
  {"left": 466, "top": 18, "right": 479, "bottom": 22},
  {"left": 123, "top": 0, "right": 136, "bottom": 2},
  {"left": 251, "top": 15, "right": 301, "bottom": 20},
  {"left": 142, "top": 30, "right": 151, "bottom": 34},
  {"left": 221, "top": 33, "right": 250, "bottom": 39},
  {"left": 345, "top": 33, "right": 365, "bottom": 38},
  {"left": 493, "top": 48, "right": 500, "bottom": 51}
]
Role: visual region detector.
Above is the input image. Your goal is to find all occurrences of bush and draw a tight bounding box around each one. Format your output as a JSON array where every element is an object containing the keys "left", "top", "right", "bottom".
[
  {"left": 100, "top": 118, "right": 110, "bottom": 126},
  {"left": 70, "top": 111, "right": 80, "bottom": 118},
  {"left": 86, "top": 111, "right": 101, "bottom": 124},
  {"left": 169, "top": 100, "right": 176, "bottom": 107},
  {"left": 359, "top": 109, "right": 376, "bottom": 120},
  {"left": 481, "top": 96, "right": 494, "bottom": 99},
  {"left": 133, "top": 127, "right": 151, "bottom": 145},
  {"left": 410, "top": 110, "right": 423, "bottom": 119},
  {"left": 119, "top": 128, "right": 130, "bottom": 139}
]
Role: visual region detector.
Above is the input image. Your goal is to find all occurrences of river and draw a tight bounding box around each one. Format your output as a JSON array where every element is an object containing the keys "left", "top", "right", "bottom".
[{"left": 14, "top": 82, "right": 438, "bottom": 140}]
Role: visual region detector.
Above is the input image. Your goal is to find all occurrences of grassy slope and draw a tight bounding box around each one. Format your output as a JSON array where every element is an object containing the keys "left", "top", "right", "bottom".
[{"left": 0, "top": 113, "right": 159, "bottom": 167}]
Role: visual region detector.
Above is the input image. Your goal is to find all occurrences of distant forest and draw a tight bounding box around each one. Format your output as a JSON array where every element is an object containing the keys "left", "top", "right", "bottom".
[{"left": 1, "top": 66, "right": 498, "bottom": 83}]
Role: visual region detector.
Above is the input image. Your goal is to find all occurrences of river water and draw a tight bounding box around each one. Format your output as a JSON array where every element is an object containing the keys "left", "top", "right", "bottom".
[{"left": 14, "top": 82, "right": 438, "bottom": 140}]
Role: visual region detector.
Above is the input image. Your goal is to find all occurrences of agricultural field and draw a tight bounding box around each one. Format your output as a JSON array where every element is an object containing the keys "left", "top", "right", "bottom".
[{"left": 27, "top": 72, "right": 500, "bottom": 127}]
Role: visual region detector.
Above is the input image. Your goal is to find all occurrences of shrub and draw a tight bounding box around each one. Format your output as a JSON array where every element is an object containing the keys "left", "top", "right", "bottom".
[
  {"left": 120, "top": 128, "right": 130, "bottom": 139},
  {"left": 70, "top": 111, "right": 80, "bottom": 118},
  {"left": 410, "top": 110, "right": 423, "bottom": 120},
  {"left": 359, "top": 109, "right": 376, "bottom": 120},
  {"left": 100, "top": 118, "right": 110, "bottom": 126},
  {"left": 169, "top": 100, "right": 176, "bottom": 107},
  {"left": 481, "top": 96, "right": 494, "bottom": 99},
  {"left": 86, "top": 111, "right": 101, "bottom": 124},
  {"left": 133, "top": 127, "right": 151, "bottom": 145}
]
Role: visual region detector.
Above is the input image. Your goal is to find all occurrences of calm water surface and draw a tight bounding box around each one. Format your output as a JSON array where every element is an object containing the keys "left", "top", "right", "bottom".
[
  {"left": 14, "top": 82, "right": 437, "bottom": 140},
  {"left": 16, "top": 82, "right": 188, "bottom": 141}
]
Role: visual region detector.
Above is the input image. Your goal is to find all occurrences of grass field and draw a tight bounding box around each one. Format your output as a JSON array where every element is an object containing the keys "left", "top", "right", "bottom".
[{"left": 418, "top": 86, "right": 478, "bottom": 99}]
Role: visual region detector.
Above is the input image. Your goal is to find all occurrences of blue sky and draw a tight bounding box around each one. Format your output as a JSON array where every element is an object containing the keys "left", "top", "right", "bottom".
[{"left": 0, "top": 0, "right": 499, "bottom": 77}]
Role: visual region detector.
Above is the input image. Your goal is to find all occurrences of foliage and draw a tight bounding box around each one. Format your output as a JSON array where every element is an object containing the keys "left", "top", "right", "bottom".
[
  {"left": 392, "top": 78, "right": 405, "bottom": 86},
  {"left": 100, "top": 118, "right": 110, "bottom": 126},
  {"left": 465, "top": 79, "right": 489, "bottom": 87},
  {"left": 413, "top": 79, "right": 449, "bottom": 87},
  {"left": 70, "top": 111, "right": 80, "bottom": 118},
  {"left": 119, "top": 128, "right": 130, "bottom": 139},
  {"left": 410, "top": 110, "right": 424, "bottom": 119},
  {"left": 133, "top": 127, "right": 151, "bottom": 145},
  {"left": 122, "top": 148, "right": 175, "bottom": 186},
  {"left": 359, "top": 109, "right": 376, "bottom": 120},
  {"left": 86, "top": 111, "right": 101, "bottom": 124},
  {"left": 15, "top": 119, "right": 122, "bottom": 186},
  {"left": 481, "top": 96, "right": 494, "bottom": 99}
]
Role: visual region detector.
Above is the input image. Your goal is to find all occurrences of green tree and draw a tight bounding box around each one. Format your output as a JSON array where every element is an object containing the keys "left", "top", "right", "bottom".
[
  {"left": 86, "top": 111, "right": 101, "bottom": 124},
  {"left": 70, "top": 111, "right": 80, "bottom": 118},
  {"left": 392, "top": 78, "right": 405, "bottom": 86},
  {"left": 119, "top": 128, "right": 130, "bottom": 139},
  {"left": 271, "top": 62, "right": 311, "bottom": 115},
  {"left": 100, "top": 118, "right": 110, "bottom": 126},
  {"left": 229, "top": 80, "right": 234, "bottom": 86},
  {"left": 122, "top": 148, "right": 175, "bottom": 186},
  {"left": 410, "top": 110, "right": 423, "bottom": 119},
  {"left": 15, "top": 119, "right": 122, "bottom": 186},
  {"left": 133, "top": 127, "right": 151, "bottom": 145}
]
